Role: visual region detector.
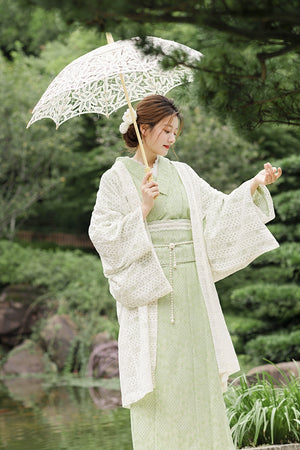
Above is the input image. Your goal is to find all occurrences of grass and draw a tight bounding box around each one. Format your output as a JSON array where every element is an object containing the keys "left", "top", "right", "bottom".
[{"left": 224, "top": 363, "right": 300, "bottom": 448}]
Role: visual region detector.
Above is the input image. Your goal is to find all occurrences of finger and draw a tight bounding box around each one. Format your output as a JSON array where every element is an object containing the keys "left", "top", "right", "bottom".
[
  {"left": 147, "top": 185, "right": 160, "bottom": 194},
  {"left": 147, "top": 181, "right": 158, "bottom": 188},
  {"left": 268, "top": 164, "right": 277, "bottom": 180},
  {"left": 150, "top": 191, "right": 160, "bottom": 199},
  {"left": 142, "top": 184, "right": 158, "bottom": 195},
  {"left": 266, "top": 162, "right": 273, "bottom": 174},
  {"left": 276, "top": 167, "right": 282, "bottom": 179},
  {"left": 142, "top": 171, "right": 153, "bottom": 185}
]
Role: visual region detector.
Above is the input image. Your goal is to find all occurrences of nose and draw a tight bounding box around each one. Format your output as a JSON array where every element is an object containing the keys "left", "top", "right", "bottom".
[{"left": 168, "top": 133, "right": 176, "bottom": 144}]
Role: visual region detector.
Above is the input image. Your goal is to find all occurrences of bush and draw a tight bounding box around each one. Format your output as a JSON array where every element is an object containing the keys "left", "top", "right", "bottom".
[
  {"left": 230, "top": 284, "right": 300, "bottom": 327},
  {"left": 0, "top": 239, "right": 114, "bottom": 316},
  {"left": 225, "top": 314, "right": 269, "bottom": 354},
  {"left": 275, "top": 189, "right": 300, "bottom": 222},
  {"left": 0, "top": 240, "right": 31, "bottom": 285},
  {"left": 0, "top": 239, "right": 119, "bottom": 373},
  {"left": 268, "top": 223, "right": 300, "bottom": 243},
  {"left": 253, "top": 242, "right": 300, "bottom": 272},
  {"left": 245, "top": 330, "right": 300, "bottom": 365}
]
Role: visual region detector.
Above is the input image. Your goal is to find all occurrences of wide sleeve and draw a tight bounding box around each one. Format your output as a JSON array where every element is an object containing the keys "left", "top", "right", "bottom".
[
  {"left": 88, "top": 168, "right": 172, "bottom": 308},
  {"left": 193, "top": 171, "right": 279, "bottom": 282}
]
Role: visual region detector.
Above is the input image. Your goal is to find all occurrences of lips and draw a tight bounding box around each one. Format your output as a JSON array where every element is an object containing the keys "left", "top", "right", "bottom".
[{"left": 163, "top": 145, "right": 169, "bottom": 149}]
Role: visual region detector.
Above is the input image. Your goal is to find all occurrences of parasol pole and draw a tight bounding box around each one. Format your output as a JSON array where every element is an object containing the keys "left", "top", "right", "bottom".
[{"left": 106, "top": 33, "right": 151, "bottom": 175}]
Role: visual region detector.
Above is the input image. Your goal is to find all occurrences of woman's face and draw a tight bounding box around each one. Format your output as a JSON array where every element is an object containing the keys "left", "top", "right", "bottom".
[{"left": 141, "top": 115, "right": 179, "bottom": 161}]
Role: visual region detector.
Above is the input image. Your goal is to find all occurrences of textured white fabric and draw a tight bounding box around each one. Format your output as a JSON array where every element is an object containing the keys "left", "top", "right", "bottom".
[
  {"left": 89, "top": 158, "right": 279, "bottom": 408},
  {"left": 173, "top": 161, "right": 279, "bottom": 381}
]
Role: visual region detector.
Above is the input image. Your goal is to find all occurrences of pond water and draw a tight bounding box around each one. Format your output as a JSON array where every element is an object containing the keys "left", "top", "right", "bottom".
[{"left": 0, "top": 377, "right": 132, "bottom": 450}]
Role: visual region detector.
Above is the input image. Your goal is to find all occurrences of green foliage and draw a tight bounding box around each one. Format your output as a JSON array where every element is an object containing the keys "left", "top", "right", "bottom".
[
  {"left": 0, "top": 0, "right": 299, "bottom": 372},
  {"left": 225, "top": 315, "right": 269, "bottom": 354},
  {"left": 0, "top": 0, "right": 69, "bottom": 56},
  {"left": 0, "top": 48, "right": 84, "bottom": 238},
  {"left": 225, "top": 371, "right": 300, "bottom": 448},
  {"left": 245, "top": 331, "right": 300, "bottom": 365},
  {"left": 230, "top": 283, "right": 300, "bottom": 326},
  {"left": 274, "top": 153, "right": 300, "bottom": 174},
  {"left": 172, "top": 105, "right": 259, "bottom": 192},
  {"left": 0, "top": 239, "right": 118, "bottom": 374},
  {"left": 274, "top": 190, "right": 300, "bottom": 222},
  {"left": 222, "top": 240, "right": 300, "bottom": 364},
  {"left": 0, "top": 240, "right": 114, "bottom": 316},
  {"left": 253, "top": 242, "right": 300, "bottom": 268},
  {"left": 21, "top": 0, "right": 300, "bottom": 128},
  {"left": 0, "top": 27, "right": 114, "bottom": 237},
  {"left": 268, "top": 223, "right": 300, "bottom": 243}
]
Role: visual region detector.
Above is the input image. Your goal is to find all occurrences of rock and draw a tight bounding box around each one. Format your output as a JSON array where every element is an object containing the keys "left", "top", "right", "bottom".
[
  {"left": 0, "top": 284, "right": 44, "bottom": 347},
  {"left": 91, "top": 331, "right": 111, "bottom": 350},
  {"left": 40, "top": 314, "right": 78, "bottom": 371},
  {"left": 247, "top": 361, "right": 300, "bottom": 386},
  {"left": 2, "top": 339, "right": 57, "bottom": 375},
  {"left": 87, "top": 341, "right": 119, "bottom": 378}
]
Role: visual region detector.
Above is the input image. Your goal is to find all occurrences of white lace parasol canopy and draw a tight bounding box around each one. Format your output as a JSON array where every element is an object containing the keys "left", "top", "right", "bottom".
[{"left": 27, "top": 36, "right": 203, "bottom": 129}]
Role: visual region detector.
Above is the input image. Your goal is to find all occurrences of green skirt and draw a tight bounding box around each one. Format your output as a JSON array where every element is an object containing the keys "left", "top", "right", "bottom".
[{"left": 130, "top": 221, "right": 235, "bottom": 450}]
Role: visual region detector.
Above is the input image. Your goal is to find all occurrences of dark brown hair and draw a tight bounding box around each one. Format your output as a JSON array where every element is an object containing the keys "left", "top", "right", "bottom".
[{"left": 123, "top": 94, "right": 183, "bottom": 149}]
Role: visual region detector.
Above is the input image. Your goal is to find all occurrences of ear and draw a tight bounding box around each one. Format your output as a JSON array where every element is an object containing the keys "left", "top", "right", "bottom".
[{"left": 140, "top": 124, "right": 149, "bottom": 137}]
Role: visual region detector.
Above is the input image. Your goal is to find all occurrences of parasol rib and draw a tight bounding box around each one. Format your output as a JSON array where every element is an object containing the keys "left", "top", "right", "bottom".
[{"left": 106, "top": 33, "right": 151, "bottom": 173}]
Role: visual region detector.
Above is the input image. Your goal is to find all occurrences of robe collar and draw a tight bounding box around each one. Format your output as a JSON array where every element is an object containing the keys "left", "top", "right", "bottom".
[{"left": 117, "top": 155, "right": 171, "bottom": 196}]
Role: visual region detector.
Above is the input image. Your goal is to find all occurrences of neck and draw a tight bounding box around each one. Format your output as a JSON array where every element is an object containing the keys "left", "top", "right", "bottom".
[{"left": 133, "top": 149, "right": 157, "bottom": 168}]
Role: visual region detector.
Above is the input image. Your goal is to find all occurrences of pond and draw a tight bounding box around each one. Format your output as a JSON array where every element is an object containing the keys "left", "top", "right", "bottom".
[{"left": 0, "top": 376, "right": 132, "bottom": 450}]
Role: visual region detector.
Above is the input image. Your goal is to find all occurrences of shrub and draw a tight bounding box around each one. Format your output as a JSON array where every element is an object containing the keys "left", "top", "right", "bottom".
[
  {"left": 230, "top": 284, "right": 300, "bottom": 327},
  {"left": 274, "top": 189, "right": 300, "bottom": 222},
  {"left": 225, "top": 314, "right": 269, "bottom": 354},
  {"left": 268, "top": 223, "right": 300, "bottom": 243},
  {"left": 0, "top": 240, "right": 114, "bottom": 317},
  {"left": 245, "top": 330, "right": 300, "bottom": 365},
  {"left": 0, "top": 240, "right": 119, "bottom": 373}
]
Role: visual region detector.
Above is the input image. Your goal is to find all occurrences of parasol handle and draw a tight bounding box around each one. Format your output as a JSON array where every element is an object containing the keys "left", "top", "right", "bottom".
[{"left": 106, "top": 33, "right": 151, "bottom": 175}]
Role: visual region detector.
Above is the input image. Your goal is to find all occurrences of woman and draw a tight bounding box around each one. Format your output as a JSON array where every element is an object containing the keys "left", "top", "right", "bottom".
[{"left": 89, "top": 95, "right": 282, "bottom": 449}]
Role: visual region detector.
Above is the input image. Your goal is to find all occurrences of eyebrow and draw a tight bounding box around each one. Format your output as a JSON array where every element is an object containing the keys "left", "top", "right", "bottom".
[{"left": 163, "top": 123, "right": 178, "bottom": 131}]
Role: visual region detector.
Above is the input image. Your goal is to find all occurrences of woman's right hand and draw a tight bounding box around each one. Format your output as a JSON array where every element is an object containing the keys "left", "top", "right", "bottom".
[{"left": 141, "top": 171, "right": 159, "bottom": 219}]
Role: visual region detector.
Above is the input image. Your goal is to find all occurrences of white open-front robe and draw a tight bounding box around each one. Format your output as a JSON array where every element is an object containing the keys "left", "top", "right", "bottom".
[{"left": 89, "top": 158, "right": 279, "bottom": 408}]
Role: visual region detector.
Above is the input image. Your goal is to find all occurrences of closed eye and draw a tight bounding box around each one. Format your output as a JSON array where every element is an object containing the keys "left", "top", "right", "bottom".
[{"left": 164, "top": 129, "right": 177, "bottom": 136}]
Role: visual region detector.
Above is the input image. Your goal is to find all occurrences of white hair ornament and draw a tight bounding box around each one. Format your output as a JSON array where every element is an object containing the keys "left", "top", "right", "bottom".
[{"left": 119, "top": 108, "right": 137, "bottom": 134}]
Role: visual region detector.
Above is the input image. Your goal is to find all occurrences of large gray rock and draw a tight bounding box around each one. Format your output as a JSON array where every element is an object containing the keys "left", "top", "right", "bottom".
[
  {"left": 247, "top": 361, "right": 300, "bottom": 385},
  {"left": 87, "top": 341, "right": 119, "bottom": 378},
  {"left": 40, "top": 314, "right": 78, "bottom": 371},
  {"left": 0, "top": 284, "right": 44, "bottom": 347},
  {"left": 2, "top": 339, "right": 56, "bottom": 375}
]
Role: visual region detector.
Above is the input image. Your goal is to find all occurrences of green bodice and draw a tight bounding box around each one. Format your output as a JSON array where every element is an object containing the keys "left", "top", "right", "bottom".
[{"left": 116, "top": 156, "right": 190, "bottom": 222}]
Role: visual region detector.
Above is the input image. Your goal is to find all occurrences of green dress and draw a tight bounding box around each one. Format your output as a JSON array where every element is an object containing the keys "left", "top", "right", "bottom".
[{"left": 117, "top": 156, "right": 235, "bottom": 450}]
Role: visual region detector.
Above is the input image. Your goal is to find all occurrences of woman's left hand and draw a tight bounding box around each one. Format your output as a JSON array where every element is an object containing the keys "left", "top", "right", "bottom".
[{"left": 251, "top": 162, "right": 282, "bottom": 194}]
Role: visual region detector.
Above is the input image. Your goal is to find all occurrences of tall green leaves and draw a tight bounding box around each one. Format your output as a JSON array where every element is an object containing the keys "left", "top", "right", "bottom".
[{"left": 225, "top": 369, "right": 300, "bottom": 448}]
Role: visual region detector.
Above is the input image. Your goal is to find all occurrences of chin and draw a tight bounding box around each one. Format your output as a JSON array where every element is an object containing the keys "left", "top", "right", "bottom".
[{"left": 160, "top": 149, "right": 169, "bottom": 156}]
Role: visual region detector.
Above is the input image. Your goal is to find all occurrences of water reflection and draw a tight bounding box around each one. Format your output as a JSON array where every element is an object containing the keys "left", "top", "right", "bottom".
[{"left": 0, "top": 377, "right": 132, "bottom": 450}]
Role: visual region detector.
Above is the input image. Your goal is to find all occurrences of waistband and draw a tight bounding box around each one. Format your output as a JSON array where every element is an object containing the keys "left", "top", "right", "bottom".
[{"left": 147, "top": 219, "right": 191, "bottom": 233}]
